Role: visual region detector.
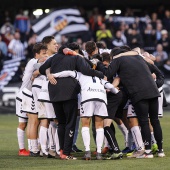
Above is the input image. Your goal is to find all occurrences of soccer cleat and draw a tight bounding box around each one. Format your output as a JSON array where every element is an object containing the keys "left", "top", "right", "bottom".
[
  {"left": 18, "top": 149, "right": 30, "bottom": 156},
  {"left": 60, "top": 154, "right": 77, "bottom": 160},
  {"left": 151, "top": 143, "right": 158, "bottom": 154},
  {"left": 72, "top": 145, "right": 83, "bottom": 152},
  {"left": 127, "top": 149, "right": 145, "bottom": 158},
  {"left": 102, "top": 147, "right": 109, "bottom": 154},
  {"left": 136, "top": 151, "right": 153, "bottom": 159},
  {"left": 29, "top": 151, "right": 40, "bottom": 157},
  {"left": 122, "top": 147, "right": 133, "bottom": 154},
  {"left": 106, "top": 152, "right": 123, "bottom": 160},
  {"left": 157, "top": 150, "right": 165, "bottom": 158},
  {"left": 96, "top": 152, "right": 103, "bottom": 160},
  {"left": 55, "top": 153, "right": 60, "bottom": 159},
  {"left": 82, "top": 151, "right": 91, "bottom": 160}
]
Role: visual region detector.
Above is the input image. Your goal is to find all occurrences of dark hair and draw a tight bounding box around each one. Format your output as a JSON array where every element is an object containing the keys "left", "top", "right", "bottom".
[
  {"left": 120, "top": 45, "right": 131, "bottom": 51},
  {"left": 110, "top": 47, "right": 130, "bottom": 57},
  {"left": 58, "top": 44, "right": 68, "bottom": 54},
  {"left": 92, "top": 54, "right": 103, "bottom": 62},
  {"left": 67, "top": 42, "right": 84, "bottom": 56},
  {"left": 85, "top": 41, "right": 97, "bottom": 55},
  {"left": 42, "top": 36, "right": 55, "bottom": 45},
  {"left": 32, "top": 43, "right": 47, "bottom": 56},
  {"left": 96, "top": 41, "right": 106, "bottom": 49},
  {"left": 101, "top": 52, "right": 110, "bottom": 63}
]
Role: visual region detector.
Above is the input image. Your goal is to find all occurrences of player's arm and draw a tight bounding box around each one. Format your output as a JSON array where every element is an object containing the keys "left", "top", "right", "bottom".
[
  {"left": 112, "top": 76, "right": 120, "bottom": 87},
  {"left": 76, "top": 56, "right": 104, "bottom": 78},
  {"left": 39, "top": 57, "right": 53, "bottom": 75},
  {"left": 52, "top": 70, "right": 78, "bottom": 80},
  {"left": 101, "top": 79, "right": 119, "bottom": 94},
  {"left": 97, "top": 58, "right": 120, "bottom": 80}
]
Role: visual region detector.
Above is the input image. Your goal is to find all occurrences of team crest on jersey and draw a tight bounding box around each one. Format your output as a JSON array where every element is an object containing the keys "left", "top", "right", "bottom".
[{"left": 51, "top": 15, "right": 68, "bottom": 32}]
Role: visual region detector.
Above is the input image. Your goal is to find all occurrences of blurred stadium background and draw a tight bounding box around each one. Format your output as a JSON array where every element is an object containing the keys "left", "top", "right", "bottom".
[{"left": 0, "top": 0, "right": 170, "bottom": 112}]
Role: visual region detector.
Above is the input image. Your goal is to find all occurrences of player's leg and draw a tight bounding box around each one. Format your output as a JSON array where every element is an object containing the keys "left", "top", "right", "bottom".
[{"left": 17, "top": 117, "right": 30, "bottom": 156}]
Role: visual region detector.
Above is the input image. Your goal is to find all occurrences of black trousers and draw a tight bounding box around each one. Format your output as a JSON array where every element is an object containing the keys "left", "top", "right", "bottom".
[
  {"left": 133, "top": 97, "right": 163, "bottom": 150},
  {"left": 52, "top": 99, "right": 78, "bottom": 155}
]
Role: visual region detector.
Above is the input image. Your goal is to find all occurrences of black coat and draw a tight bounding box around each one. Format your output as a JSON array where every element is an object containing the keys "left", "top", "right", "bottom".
[
  {"left": 39, "top": 53, "right": 104, "bottom": 102},
  {"left": 97, "top": 55, "right": 160, "bottom": 104}
]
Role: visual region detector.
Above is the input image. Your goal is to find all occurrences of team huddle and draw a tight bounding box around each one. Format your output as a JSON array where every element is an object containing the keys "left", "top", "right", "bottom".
[{"left": 16, "top": 36, "right": 166, "bottom": 160}]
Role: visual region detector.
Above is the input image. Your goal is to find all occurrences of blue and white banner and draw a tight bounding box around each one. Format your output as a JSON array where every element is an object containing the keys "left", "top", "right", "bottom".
[{"left": 32, "top": 8, "right": 89, "bottom": 41}]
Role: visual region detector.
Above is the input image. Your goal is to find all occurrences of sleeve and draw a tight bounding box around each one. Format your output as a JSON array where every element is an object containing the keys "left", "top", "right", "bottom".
[
  {"left": 76, "top": 56, "right": 104, "bottom": 79},
  {"left": 39, "top": 57, "right": 53, "bottom": 75},
  {"left": 22, "top": 59, "right": 37, "bottom": 82},
  {"left": 52, "top": 70, "right": 78, "bottom": 80},
  {"left": 101, "top": 79, "right": 119, "bottom": 94},
  {"left": 97, "top": 59, "right": 120, "bottom": 80},
  {"left": 147, "top": 63, "right": 164, "bottom": 88}
]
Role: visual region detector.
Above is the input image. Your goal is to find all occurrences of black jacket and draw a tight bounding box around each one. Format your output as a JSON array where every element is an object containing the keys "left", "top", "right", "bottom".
[
  {"left": 97, "top": 55, "right": 160, "bottom": 104},
  {"left": 39, "top": 53, "right": 104, "bottom": 102}
]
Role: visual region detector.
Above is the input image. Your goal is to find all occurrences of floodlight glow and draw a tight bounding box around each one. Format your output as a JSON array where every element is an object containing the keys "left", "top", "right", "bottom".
[
  {"left": 45, "top": 9, "right": 50, "bottom": 13},
  {"left": 33, "top": 9, "right": 43, "bottom": 16},
  {"left": 115, "top": 9, "right": 121, "bottom": 14},
  {"left": 105, "top": 10, "right": 114, "bottom": 15}
]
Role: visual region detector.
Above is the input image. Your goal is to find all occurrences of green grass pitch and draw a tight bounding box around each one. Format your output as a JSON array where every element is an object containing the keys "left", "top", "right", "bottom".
[{"left": 0, "top": 112, "right": 170, "bottom": 170}]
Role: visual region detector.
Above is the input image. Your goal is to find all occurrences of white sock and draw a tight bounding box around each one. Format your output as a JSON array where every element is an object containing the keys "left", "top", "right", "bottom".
[
  {"left": 28, "top": 139, "right": 31, "bottom": 150},
  {"left": 17, "top": 128, "right": 25, "bottom": 150},
  {"left": 39, "top": 126, "right": 48, "bottom": 154},
  {"left": 48, "top": 121, "right": 56, "bottom": 151},
  {"left": 145, "top": 149, "right": 151, "bottom": 154},
  {"left": 81, "top": 127, "right": 90, "bottom": 151},
  {"left": 151, "top": 132, "right": 157, "bottom": 145},
  {"left": 104, "top": 137, "right": 109, "bottom": 148},
  {"left": 30, "top": 139, "right": 39, "bottom": 153},
  {"left": 55, "top": 127, "right": 60, "bottom": 154},
  {"left": 128, "top": 130, "right": 134, "bottom": 150},
  {"left": 118, "top": 124, "right": 128, "bottom": 147},
  {"left": 131, "top": 126, "right": 144, "bottom": 151},
  {"left": 96, "top": 128, "right": 104, "bottom": 153}
]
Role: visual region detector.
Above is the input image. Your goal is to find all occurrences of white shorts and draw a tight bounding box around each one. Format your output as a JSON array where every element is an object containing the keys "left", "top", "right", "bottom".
[
  {"left": 123, "top": 100, "right": 130, "bottom": 110},
  {"left": 127, "top": 102, "right": 137, "bottom": 118},
  {"left": 37, "top": 80, "right": 56, "bottom": 119},
  {"left": 80, "top": 101, "right": 108, "bottom": 117},
  {"left": 16, "top": 90, "right": 28, "bottom": 119},
  {"left": 18, "top": 117, "right": 28, "bottom": 123},
  {"left": 22, "top": 88, "right": 37, "bottom": 114},
  {"left": 158, "top": 87, "right": 163, "bottom": 118}
]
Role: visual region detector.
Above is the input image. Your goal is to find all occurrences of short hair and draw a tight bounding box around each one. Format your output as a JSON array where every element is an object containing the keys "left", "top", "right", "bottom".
[
  {"left": 42, "top": 36, "right": 55, "bottom": 45},
  {"left": 120, "top": 45, "right": 131, "bottom": 51},
  {"left": 96, "top": 41, "right": 107, "bottom": 49},
  {"left": 110, "top": 47, "right": 130, "bottom": 57},
  {"left": 85, "top": 41, "right": 97, "bottom": 55},
  {"left": 67, "top": 42, "right": 84, "bottom": 56},
  {"left": 32, "top": 43, "right": 47, "bottom": 56},
  {"left": 101, "top": 52, "right": 110, "bottom": 63}
]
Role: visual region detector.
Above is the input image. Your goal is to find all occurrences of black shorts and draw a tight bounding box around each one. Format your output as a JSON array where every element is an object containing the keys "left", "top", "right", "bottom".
[{"left": 106, "top": 91, "right": 123, "bottom": 120}]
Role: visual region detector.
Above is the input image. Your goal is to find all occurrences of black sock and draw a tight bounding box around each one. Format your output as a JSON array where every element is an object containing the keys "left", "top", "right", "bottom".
[
  {"left": 110, "top": 123, "right": 115, "bottom": 134},
  {"left": 104, "top": 126, "right": 120, "bottom": 153}
]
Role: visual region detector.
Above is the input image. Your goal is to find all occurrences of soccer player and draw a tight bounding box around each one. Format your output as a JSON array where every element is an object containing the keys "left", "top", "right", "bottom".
[
  {"left": 23, "top": 43, "right": 48, "bottom": 156},
  {"left": 96, "top": 46, "right": 164, "bottom": 158},
  {"left": 16, "top": 43, "right": 47, "bottom": 156},
  {"left": 38, "top": 45, "right": 104, "bottom": 160},
  {"left": 51, "top": 70, "right": 119, "bottom": 160}
]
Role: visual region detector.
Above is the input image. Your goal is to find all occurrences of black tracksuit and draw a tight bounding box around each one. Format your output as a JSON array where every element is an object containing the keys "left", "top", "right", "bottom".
[
  {"left": 97, "top": 55, "right": 163, "bottom": 151},
  {"left": 39, "top": 53, "right": 104, "bottom": 155}
]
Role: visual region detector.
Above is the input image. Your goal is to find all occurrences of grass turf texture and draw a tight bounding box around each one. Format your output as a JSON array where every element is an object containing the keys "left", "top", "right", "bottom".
[{"left": 0, "top": 112, "right": 170, "bottom": 170}]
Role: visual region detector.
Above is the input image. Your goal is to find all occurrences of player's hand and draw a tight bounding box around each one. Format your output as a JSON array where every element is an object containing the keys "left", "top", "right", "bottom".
[
  {"left": 152, "top": 73, "right": 156, "bottom": 80},
  {"left": 47, "top": 74, "right": 57, "bottom": 85}
]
